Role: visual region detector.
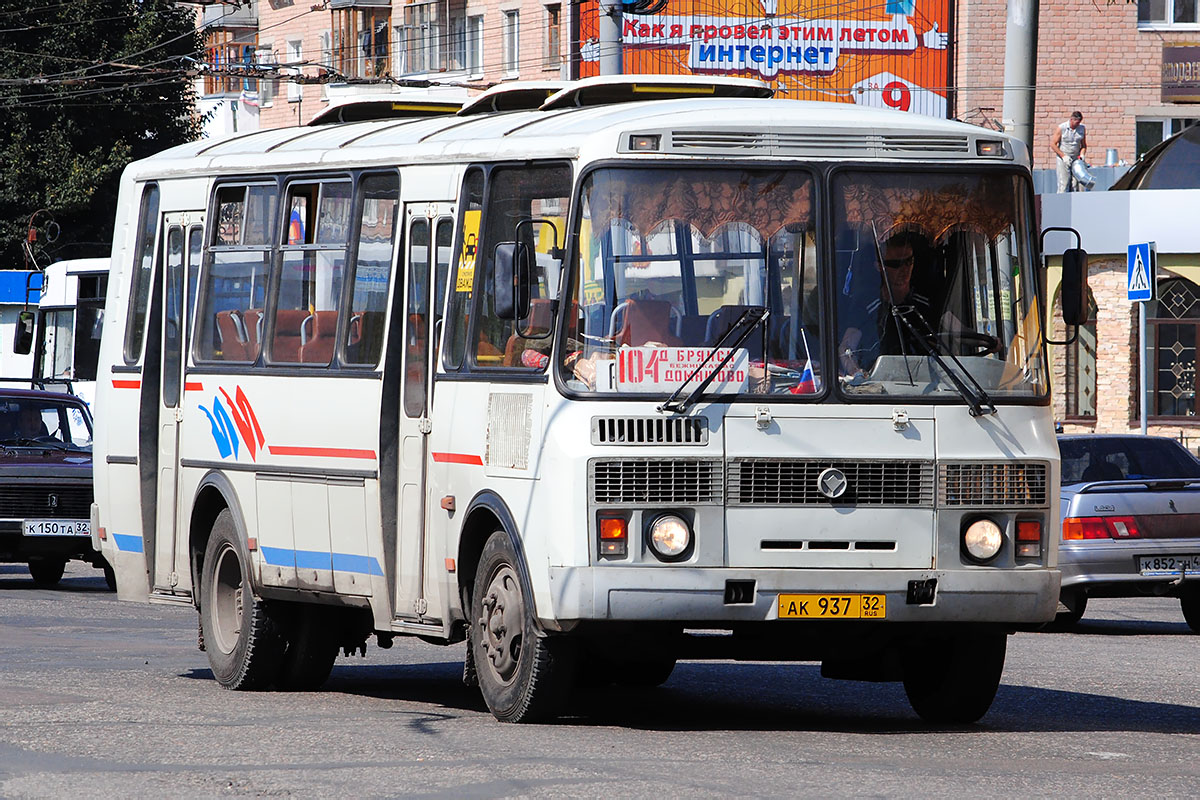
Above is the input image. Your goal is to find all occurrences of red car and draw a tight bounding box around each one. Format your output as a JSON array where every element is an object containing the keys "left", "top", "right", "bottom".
[{"left": 0, "top": 389, "right": 109, "bottom": 588}]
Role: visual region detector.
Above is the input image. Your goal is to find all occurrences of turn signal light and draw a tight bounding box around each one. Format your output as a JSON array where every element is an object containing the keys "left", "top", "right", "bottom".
[
  {"left": 1063, "top": 516, "right": 1141, "bottom": 541},
  {"left": 599, "top": 516, "right": 628, "bottom": 557},
  {"left": 1016, "top": 520, "right": 1041, "bottom": 558}
]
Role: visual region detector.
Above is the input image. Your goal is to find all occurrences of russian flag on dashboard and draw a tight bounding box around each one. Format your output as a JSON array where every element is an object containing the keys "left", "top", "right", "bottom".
[{"left": 790, "top": 359, "right": 818, "bottom": 394}]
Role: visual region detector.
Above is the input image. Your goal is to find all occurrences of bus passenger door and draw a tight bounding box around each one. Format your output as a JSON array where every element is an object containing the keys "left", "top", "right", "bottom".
[
  {"left": 395, "top": 205, "right": 454, "bottom": 621},
  {"left": 153, "top": 212, "right": 202, "bottom": 593}
]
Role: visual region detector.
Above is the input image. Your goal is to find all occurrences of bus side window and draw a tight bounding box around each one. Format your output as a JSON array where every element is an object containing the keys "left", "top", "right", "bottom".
[
  {"left": 271, "top": 179, "right": 351, "bottom": 365},
  {"left": 124, "top": 183, "right": 160, "bottom": 364},
  {"left": 344, "top": 172, "right": 398, "bottom": 367},
  {"left": 195, "top": 183, "right": 276, "bottom": 363},
  {"left": 445, "top": 169, "right": 485, "bottom": 370},
  {"left": 471, "top": 164, "right": 571, "bottom": 370}
]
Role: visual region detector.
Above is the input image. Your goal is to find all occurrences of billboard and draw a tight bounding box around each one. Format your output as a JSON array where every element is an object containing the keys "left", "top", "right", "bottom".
[{"left": 579, "top": 0, "right": 951, "bottom": 118}]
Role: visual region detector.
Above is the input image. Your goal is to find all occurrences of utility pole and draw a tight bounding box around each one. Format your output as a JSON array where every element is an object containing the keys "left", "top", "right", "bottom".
[
  {"left": 597, "top": 1, "right": 623, "bottom": 76},
  {"left": 1001, "top": 0, "right": 1039, "bottom": 158}
]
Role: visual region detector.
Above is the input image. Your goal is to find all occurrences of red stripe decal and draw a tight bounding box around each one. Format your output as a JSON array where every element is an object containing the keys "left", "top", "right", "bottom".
[
  {"left": 184, "top": 382, "right": 204, "bottom": 392},
  {"left": 112, "top": 379, "right": 141, "bottom": 389},
  {"left": 267, "top": 445, "right": 376, "bottom": 460},
  {"left": 432, "top": 452, "right": 484, "bottom": 465}
]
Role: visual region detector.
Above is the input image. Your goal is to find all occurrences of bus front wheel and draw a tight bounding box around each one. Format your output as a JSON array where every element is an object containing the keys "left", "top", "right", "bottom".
[
  {"left": 902, "top": 631, "right": 1006, "bottom": 724},
  {"left": 200, "top": 509, "right": 286, "bottom": 690},
  {"left": 470, "top": 529, "right": 575, "bottom": 722}
]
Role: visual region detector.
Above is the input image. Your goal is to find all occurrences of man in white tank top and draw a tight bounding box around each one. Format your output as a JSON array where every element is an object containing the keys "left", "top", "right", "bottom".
[{"left": 1051, "top": 111, "right": 1088, "bottom": 192}]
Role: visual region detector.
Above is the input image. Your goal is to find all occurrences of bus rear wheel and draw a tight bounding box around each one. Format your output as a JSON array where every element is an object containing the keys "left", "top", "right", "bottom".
[
  {"left": 902, "top": 631, "right": 1007, "bottom": 724},
  {"left": 200, "top": 509, "right": 286, "bottom": 690},
  {"left": 471, "top": 529, "right": 574, "bottom": 723}
]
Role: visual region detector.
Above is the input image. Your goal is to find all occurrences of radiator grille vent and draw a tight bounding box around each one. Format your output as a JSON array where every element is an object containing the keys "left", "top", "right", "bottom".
[
  {"left": 938, "top": 462, "right": 1048, "bottom": 506},
  {"left": 591, "top": 458, "right": 721, "bottom": 504},
  {"left": 0, "top": 484, "right": 93, "bottom": 519},
  {"left": 880, "top": 134, "right": 970, "bottom": 153},
  {"left": 668, "top": 131, "right": 971, "bottom": 157},
  {"left": 592, "top": 416, "right": 709, "bottom": 446},
  {"left": 727, "top": 459, "right": 935, "bottom": 506}
]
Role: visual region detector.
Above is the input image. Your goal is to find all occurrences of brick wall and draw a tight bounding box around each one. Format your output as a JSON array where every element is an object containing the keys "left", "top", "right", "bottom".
[{"left": 955, "top": 0, "right": 1199, "bottom": 171}]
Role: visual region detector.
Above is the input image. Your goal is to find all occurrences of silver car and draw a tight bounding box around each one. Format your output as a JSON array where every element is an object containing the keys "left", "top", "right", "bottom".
[{"left": 1057, "top": 434, "right": 1200, "bottom": 631}]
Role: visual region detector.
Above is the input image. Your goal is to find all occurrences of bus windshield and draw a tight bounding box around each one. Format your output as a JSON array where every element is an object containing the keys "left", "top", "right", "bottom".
[
  {"left": 562, "top": 166, "right": 823, "bottom": 397},
  {"left": 560, "top": 166, "right": 1046, "bottom": 402},
  {"left": 832, "top": 169, "right": 1046, "bottom": 401}
]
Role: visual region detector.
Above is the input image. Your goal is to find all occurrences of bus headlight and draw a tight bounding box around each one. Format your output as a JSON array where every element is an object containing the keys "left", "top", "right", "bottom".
[
  {"left": 963, "top": 518, "right": 1003, "bottom": 562},
  {"left": 647, "top": 514, "right": 691, "bottom": 560}
]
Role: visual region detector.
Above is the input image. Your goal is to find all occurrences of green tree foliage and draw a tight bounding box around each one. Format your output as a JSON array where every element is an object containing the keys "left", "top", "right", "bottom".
[{"left": 0, "top": 0, "right": 200, "bottom": 267}]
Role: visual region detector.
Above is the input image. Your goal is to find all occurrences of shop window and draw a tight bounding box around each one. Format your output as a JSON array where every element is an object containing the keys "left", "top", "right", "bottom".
[
  {"left": 1065, "top": 290, "right": 1098, "bottom": 419},
  {"left": 1149, "top": 277, "right": 1200, "bottom": 418}
]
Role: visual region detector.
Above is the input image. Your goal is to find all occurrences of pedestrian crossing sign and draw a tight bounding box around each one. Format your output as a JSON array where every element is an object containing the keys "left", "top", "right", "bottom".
[{"left": 1127, "top": 242, "right": 1155, "bottom": 302}]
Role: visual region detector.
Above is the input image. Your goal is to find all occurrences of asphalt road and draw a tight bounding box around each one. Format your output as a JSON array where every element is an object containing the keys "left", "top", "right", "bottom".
[{"left": 1, "top": 561, "right": 1197, "bottom": 798}]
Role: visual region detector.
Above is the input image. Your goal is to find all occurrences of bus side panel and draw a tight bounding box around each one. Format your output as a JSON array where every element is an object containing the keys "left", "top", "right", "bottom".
[{"left": 95, "top": 172, "right": 151, "bottom": 602}]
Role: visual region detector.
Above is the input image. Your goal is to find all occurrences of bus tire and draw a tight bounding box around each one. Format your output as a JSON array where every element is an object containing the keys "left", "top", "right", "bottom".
[
  {"left": 28, "top": 558, "right": 66, "bottom": 587},
  {"left": 199, "top": 509, "right": 286, "bottom": 690},
  {"left": 471, "top": 529, "right": 574, "bottom": 723},
  {"left": 1054, "top": 590, "right": 1087, "bottom": 627},
  {"left": 276, "top": 606, "right": 340, "bottom": 691},
  {"left": 902, "top": 631, "right": 1006, "bottom": 724},
  {"left": 101, "top": 559, "right": 117, "bottom": 592},
  {"left": 1181, "top": 586, "right": 1200, "bottom": 634}
]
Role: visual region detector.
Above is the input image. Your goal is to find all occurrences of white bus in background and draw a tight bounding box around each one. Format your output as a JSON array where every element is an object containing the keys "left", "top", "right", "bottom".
[
  {"left": 31, "top": 258, "right": 111, "bottom": 407},
  {"left": 92, "top": 76, "right": 1089, "bottom": 725}
]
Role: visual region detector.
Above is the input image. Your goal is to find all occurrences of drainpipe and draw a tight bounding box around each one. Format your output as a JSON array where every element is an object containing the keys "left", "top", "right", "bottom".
[
  {"left": 1001, "top": 0, "right": 1039, "bottom": 159},
  {"left": 597, "top": 1, "right": 623, "bottom": 76}
]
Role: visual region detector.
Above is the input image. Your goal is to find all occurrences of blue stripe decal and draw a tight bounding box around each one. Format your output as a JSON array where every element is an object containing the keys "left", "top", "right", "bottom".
[
  {"left": 113, "top": 534, "right": 143, "bottom": 553},
  {"left": 331, "top": 552, "right": 386, "bottom": 577},
  {"left": 260, "top": 546, "right": 382, "bottom": 577}
]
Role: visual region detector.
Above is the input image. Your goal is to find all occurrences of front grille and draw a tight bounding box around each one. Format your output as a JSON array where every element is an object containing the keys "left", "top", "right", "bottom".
[
  {"left": 592, "top": 416, "right": 708, "bottom": 446},
  {"left": 591, "top": 458, "right": 721, "bottom": 504},
  {"left": 728, "top": 459, "right": 934, "bottom": 506},
  {"left": 0, "top": 484, "right": 93, "bottom": 519},
  {"left": 938, "top": 462, "right": 1048, "bottom": 507}
]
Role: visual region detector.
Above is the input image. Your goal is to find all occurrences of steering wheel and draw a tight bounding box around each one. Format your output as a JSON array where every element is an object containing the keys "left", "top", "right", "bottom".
[{"left": 939, "top": 330, "right": 1001, "bottom": 356}]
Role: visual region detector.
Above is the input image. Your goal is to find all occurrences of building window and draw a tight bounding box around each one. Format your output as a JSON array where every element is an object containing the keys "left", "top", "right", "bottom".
[
  {"left": 1065, "top": 291, "right": 1098, "bottom": 419},
  {"left": 320, "top": 32, "right": 332, "bottom": 98},
  {"left": 466, "top": 14, "right": 484, "bottom": 75},
  {"left": 395, "top": 1, "right": 467, "bottom": 76},
  {"left": 286, "top": 39, "right": 302, "bottom": 102},
  {"left": 256, "top": 46, "right": 277, "bottom": 107},
  {"left": 544, "top": 4, "right": 561, "bottom": 69},
  {"left": 204, "top": 29, "right": 257, "bottom": 96},
  {"left": 1135, "top": 118, "right": 1199, "bottom": 160},
  {"left": 333, "top": 7, "right": 390, "bottom": 79},
  {"left": 1149, "top": 277, "right": 1200, "bottom": 418},
  {"left": 1138, "top": 0, "right": 1200, "bottom": 26},
  {"left": 503, "top": 10, "right": 520, "bottom": 76}
]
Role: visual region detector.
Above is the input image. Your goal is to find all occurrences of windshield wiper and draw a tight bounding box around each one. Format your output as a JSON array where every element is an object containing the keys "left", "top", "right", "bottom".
[
  {"left": 659, "top": 307, "right": 769, "bottom": 415},
  {"left": 889, "top": 306, "right": 997, "bottom": 417}
]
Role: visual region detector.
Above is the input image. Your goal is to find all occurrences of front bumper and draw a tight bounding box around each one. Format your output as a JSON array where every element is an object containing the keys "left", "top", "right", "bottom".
[{"left": 545, "top": 566, "right": 1061, "bottom": 627}]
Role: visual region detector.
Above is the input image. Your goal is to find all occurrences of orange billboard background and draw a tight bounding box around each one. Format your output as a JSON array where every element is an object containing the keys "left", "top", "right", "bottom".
[{"left": 578, "top": 1, "right": 951, "bottom": 117}]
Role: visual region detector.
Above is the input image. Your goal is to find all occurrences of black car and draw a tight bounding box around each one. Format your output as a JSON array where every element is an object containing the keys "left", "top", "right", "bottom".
[{"left": 0, "top": 389, "right": 108, "bottom": 587}]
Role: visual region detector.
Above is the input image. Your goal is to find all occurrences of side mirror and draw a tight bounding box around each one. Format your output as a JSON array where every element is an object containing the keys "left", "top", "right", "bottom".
[
  {"left": 1060, "top": 248, "right": 1089, "bottom": 326},
  {"left": 494, "top": 241, "right": 531, "bottom": 320},
  {"left": 12, "top": 310, "right": 34, "bottom": 355}
]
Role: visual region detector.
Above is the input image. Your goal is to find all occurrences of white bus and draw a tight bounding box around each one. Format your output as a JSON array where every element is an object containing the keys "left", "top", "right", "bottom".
[
  {"left": 93, "top": 76, "right": 1086, "bottom": 724},
  {"left": 30, "top": 258, "right": 111, "bottom": 406}
]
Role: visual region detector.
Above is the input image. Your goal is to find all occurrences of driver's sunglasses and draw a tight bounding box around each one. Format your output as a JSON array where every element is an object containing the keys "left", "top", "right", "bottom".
[{"left": 883, "top": 255, "right": 914, "bottom": 270}]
